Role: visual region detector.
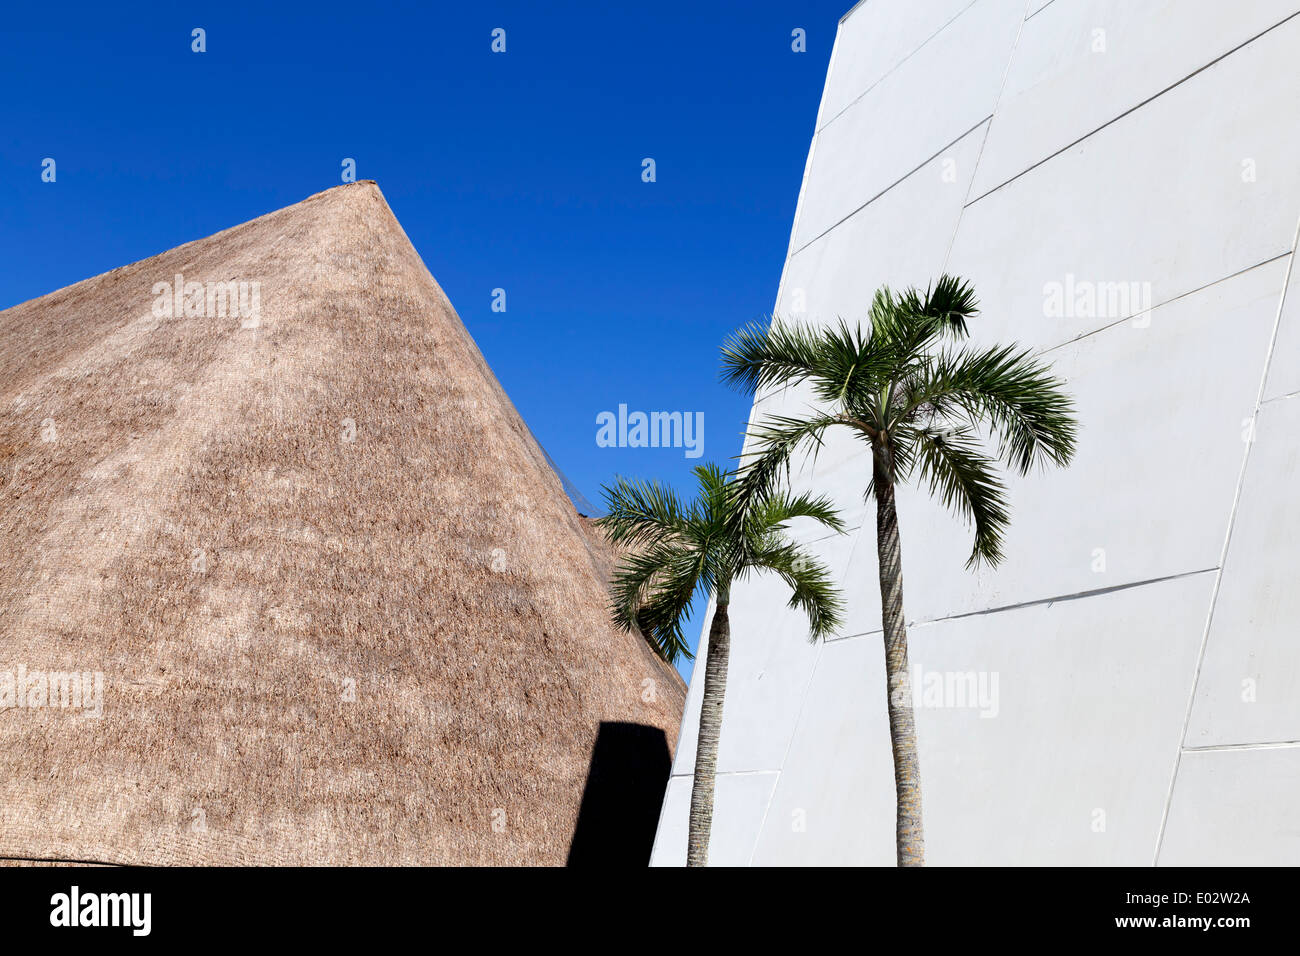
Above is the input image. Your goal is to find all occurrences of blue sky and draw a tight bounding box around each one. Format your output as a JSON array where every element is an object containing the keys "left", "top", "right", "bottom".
[{"left": 1, "top": 0, "right": 849, "bottom": 677}]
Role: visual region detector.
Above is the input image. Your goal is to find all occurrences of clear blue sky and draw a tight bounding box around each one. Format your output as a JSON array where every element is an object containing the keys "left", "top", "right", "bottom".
[{"left": 1, "top": 0, "right": 848, "bottom": 678}]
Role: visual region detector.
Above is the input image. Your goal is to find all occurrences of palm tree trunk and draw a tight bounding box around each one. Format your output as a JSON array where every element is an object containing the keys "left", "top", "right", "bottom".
[
  {"left": 873, "top": 462, "right": 925, "bottom": 866},
  {"left": 687, "top": 600, "right": 730, "bottom": 866}
]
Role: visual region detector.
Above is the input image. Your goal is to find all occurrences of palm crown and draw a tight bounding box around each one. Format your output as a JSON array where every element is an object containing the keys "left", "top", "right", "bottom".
[
  {"left": 720, "top": 275, "right": 1078, "bottom": 566},
  {"left": 596, "top": 463, "right": 844, "bottom": 663}
]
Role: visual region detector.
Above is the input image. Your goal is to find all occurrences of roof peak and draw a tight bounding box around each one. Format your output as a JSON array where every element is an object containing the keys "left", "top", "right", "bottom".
[{"left": 1, "top": 181, "right": 393, "bottom": 315}]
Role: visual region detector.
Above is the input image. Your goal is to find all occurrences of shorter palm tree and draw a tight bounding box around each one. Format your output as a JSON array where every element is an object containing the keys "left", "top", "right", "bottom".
[{"left": 597, "top": 463, "right": 844, "bottom": 866}]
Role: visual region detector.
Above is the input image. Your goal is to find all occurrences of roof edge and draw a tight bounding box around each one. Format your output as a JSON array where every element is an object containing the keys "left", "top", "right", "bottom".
[{"left": 0, "top": 181, "right": 385, "bottom": 315}]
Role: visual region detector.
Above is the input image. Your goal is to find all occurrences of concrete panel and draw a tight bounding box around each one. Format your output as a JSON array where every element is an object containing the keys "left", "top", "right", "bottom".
[
  {"left": 971, "top": 0, "right": 1300, "bottom": 198},
  {"left": 793, "top": 0, "right": 1022, "bottom": 249},
  {"left": 648, "top": 771, "right": 778, "bottom": 867},
  {"left": 1263, "top": 255, "right": 1300, "bottom": 402},
  {"left": 834, "top": 524, "right": 885, "bottom": 641},
  {"left": 750, "top": 634, "right": 897, "bottom": 865},
  {"left": 1187, "top": 397, "right": 1300, "bottom": 747},
  {"left": 1159, "top": 747, "right": 1300, "bottom": 865},
  {"left": 780, "top": 123, "right": 989, "bottom": 327},
  {"left": 755, "top": 572, "right": 1213, "bottom": 865},
  {"left": 806, "top": 434, "right": 872, "bottom": 533},
  {"left": 918, "top": 574, "right": 1212, "bottom": 865},
  {"left": 948, "top": 14, "right": 1300, "bottom": 353},
  {"left": 820, "top": 0, "right": 979, "bottom": 126},
  {"left": 907, "top": 259, "right": 1282, "bottom": 620}
]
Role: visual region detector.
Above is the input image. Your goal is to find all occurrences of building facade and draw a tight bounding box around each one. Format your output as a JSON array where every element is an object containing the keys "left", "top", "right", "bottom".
[{"left": 652, "top": 0, "right": 1300, "bottom": 865}]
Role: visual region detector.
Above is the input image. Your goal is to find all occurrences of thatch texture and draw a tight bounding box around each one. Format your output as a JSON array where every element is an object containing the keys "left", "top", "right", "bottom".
[{"left": 0, "top": 182, "right": 684, "bottom": 865}]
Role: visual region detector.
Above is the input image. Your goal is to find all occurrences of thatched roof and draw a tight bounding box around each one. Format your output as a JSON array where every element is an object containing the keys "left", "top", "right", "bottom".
[{"left": 0, "top": 182, "right": 684, "bottom": 865}]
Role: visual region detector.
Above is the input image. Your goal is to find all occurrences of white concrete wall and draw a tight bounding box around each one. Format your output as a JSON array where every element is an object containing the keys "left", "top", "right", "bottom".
[{"left": 652, "top": 0, "right": 1300, "bottom": 866}]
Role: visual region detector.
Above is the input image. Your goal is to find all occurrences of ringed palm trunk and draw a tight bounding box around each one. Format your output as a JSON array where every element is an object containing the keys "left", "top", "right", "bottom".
[
  {"left": 873, "top": 456, "right": 925, "bottom": 866},
  {"left": 686, "top": 600, "right": 730, "bottom": 866}
]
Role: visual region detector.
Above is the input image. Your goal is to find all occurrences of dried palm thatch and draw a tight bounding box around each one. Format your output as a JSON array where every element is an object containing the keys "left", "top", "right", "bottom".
[{"left": 0, "top": 182, "right": 684, "bottom": 865}]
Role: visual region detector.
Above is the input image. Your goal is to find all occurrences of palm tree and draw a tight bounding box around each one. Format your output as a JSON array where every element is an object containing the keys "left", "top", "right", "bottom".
[
  {"left": 719, "top": 275, "right": 1078, "bottom": 866},
  {"left": 597, "top": 462, "right": 844, "bottom": 866}
]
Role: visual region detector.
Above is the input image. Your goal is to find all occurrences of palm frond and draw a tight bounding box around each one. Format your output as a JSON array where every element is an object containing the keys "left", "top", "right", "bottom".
[
  {"left": 745, "top": 541, "right": 844, "bottom": 640},
  {"left": 808, "top": 319, "right": 887, "bottom": 409},
  {"left": 911, "top": 423, "right": 1010, "bottom": 568},
  {"left": 606, "top": 542, "right": 699, "bottom": 664},
  {"left": 722, "top": 317, "right": 902, "bottom": 417},
  {"left": 896, "top": 344, "right": 1078, "bottom": 473},
  {"left": 596, "top": 476, "right": 689, "bottom": 549},
  {"left": 730, "top": 411, "right": 846, "bottom": 523},
  {"left": 691, "top": 461, "right": 731, "bottom": 523},
  {"left": 606, "top": 543, "right": 675, "bottom": 632},
  {"left": 898, "top": 274, "right": 979, "bottom": 339},
  {"left": 633, "top": 579, "right": 701, "bottom": 665},
  {"left": 720, "top": 319, "right": 825, "bottom": 395},
  {"left": 745, "top": 489, "right": 846, "bottom": 538}
]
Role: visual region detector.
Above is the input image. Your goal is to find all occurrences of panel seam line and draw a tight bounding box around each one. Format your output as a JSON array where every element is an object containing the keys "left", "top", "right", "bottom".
[
  {"left": 816, "top": 0, "right": 983, "bottom": 134},
  {"left": 1152, "top": 209, "right": 1300, "bottom": 865},
  {"left": 940, "top": 0, "right": 1033, "bottom": 275},
  {"left": 965, "top": 9, "right": 1300, "bottom": 209},
  {"left": 792, "top": 117, "right": 991, "bottom": 258}
]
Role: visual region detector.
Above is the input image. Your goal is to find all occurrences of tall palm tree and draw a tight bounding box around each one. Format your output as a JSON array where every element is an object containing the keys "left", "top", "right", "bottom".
[
  {"left": 719, "top": 275, "right": 1078, "bottom": 866},
  {"left": 597, "top": 462, "right": 844, "bottom": 866}
]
